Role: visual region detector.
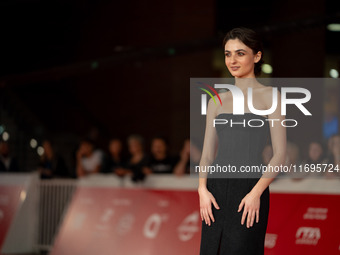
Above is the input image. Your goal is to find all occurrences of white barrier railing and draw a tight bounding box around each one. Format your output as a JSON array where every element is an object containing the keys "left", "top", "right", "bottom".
[{"left": 38, "top": 179, "right": 76, "bottom": 251}]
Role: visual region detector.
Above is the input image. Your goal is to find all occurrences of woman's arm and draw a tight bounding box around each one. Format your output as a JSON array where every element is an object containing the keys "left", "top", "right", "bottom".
[
  {"left": 198, "top": 96, "right": 220, "bottom": 226},
  {"left": 238, "top": 87, "right": 287, "bottom": 228},
  {"left": 198, "top": 96, "right": 218, "bottom": 188},
  {"left": 252, "top": 88, "right": 287, "bottom": 193}
]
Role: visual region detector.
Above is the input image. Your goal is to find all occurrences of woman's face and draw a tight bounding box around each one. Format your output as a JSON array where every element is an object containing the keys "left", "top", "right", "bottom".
[{"left": 224, "top": 39, "right": 261, "bottom": 78}]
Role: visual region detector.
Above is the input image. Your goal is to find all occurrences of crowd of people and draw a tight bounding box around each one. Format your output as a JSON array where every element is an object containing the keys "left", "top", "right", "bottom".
[
  {"left": 38, "top": 135, "right": 199, "bottom": 182},
  {"left": 1, "top": 133, "right": 339, "bottom": 181},
  {"left": 73, "top": 135, "right": 196, "bottom": 182}
]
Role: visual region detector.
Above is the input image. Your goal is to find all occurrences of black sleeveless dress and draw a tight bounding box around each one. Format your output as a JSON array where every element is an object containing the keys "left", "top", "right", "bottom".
[{"left": 200, "top": 113, "right": 270, "bottom": 255}]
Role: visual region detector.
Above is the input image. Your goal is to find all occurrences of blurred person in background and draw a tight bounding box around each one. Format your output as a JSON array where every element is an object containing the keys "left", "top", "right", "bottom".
[
  {"left": 301, "top": 140, "right": 327, "bottom": 178},
  {"left": 144, "top": 135, "right": 178, "bottom": 174},
  {"left": 123, "top": 134, "right": 150, "bottom": 182},
  {"left": 0, "top": 140, "right": 19, "bottom": 172},
  {"left": 101, "top": 138, "right": 127, "bottom": 176},
  {"left": 38, "top": 139, "right": 69, "bottom": 179},
  {"left": 324, "top": 134, "right": 340, "bottom": 178},
  {"left": 284, "top": 141, "right": 303, "bottom": 180},
  {"left": 173, "top": 138, "right": 201, "bottom": 176},
  {"left": 285, "top": 141, "right": 301, "bottom": 167},
  {"left": 76, "top": 138, "right": 103, "bottom": 177}
]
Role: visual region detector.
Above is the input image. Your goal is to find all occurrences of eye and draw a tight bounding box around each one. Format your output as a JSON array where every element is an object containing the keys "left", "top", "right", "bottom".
[
  {"left": 238, "top": 52, "right": 245, "bottom": 56},
  {"left": 225, "top": 53, "right": 231, "bottom": 57}
]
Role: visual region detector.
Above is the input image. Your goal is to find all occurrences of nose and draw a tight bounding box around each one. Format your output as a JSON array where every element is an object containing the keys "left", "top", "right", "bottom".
[{"left": 230, "top": 54, "right": 237, "bottom": 64}]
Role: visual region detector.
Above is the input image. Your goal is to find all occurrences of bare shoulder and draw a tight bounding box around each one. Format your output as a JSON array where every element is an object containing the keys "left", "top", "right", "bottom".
[
  {"left": 218, "top": 90, "right": 232, "bottom": 100},
  {"left": 207, "top": 95, "right": 219, "bottom": 115},
  {"left": 206, "top": 91, "right": 230, "bottom": 116}
]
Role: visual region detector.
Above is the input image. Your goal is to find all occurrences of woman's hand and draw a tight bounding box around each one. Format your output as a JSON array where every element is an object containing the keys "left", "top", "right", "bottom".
[
  {"left": 198, "top": 187, "right": 220, "bottom": 226},
  {"left": 238, "top": 191, "right": 261, "bottom": 228}
]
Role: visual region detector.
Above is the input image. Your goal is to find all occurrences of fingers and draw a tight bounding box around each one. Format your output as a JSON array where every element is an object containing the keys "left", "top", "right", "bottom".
[
  {"left": 204, "top": 209, "right": 210, "bottom": 226},
  {"left": 208, "top": 207, "right": 215, "bottom": 223},
  {"left": 211, "top": 198, "right": 220, "bottom": 210},
  {"left": 200, "top": 194, "right": 220, "bottom": 226},
  {"left": 200, "top": 208, "right": 206, "bottom": 224},
  {"left": 240, "top": 205, "right": 255, "bottom": 228},
  {"left": 200, "top": 208, "right": 209, "bottom": 226},
  {"left": 203, "top": 208, "right": 211, "bottom": 226},
  {"left": 246, "top": 211, "right": 250, "bottom": 228},
  {"left": 243, "top": 210, "right": 258, "bottom": 228},
  {"left": 241, "top": 209, "right": 247, "bottom": 225},
  {"left": 247, "top": 210, "right": 255, "bottom": 228},
  {"left": 238, "top": 199, "right": 244, "bottom": 212},
  {"left": 201, "top": 203, "right": 218, "bottom": 226}
]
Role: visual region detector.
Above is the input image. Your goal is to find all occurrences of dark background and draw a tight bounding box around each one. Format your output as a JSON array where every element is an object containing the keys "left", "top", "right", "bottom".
[{"left": 0, "top": 0, "right": 340, "bottom": 171}]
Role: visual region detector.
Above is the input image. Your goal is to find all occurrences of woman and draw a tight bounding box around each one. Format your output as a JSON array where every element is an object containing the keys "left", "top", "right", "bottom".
[{"left": 198, "top": 27, "right": 286, "bottom": 254}]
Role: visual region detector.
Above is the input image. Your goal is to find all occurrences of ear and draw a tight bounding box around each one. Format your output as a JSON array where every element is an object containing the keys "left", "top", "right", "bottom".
[{"left": 254, "top": 51, "right": 262, "bottom": 63}]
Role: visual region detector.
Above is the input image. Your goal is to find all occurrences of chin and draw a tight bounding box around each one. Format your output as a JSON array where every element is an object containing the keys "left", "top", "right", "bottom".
[{"left": 230, "top": 71, "right": 243, "bottom": 77}]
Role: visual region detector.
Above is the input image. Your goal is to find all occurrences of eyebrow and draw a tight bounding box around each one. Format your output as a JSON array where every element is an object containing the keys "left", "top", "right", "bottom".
[{"left": 224, "top": 49, "right": 247, "bottom": 53}]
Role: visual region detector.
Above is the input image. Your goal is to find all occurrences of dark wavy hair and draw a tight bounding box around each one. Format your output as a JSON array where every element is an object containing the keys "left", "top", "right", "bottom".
[{"left": 223, "top": 27, "right": 264, "bottom": 77}]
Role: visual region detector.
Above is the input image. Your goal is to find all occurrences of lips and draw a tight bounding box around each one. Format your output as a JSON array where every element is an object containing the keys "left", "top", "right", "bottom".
[{"left": 231, "top": 66, "right": 240, "bottom": 71}]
